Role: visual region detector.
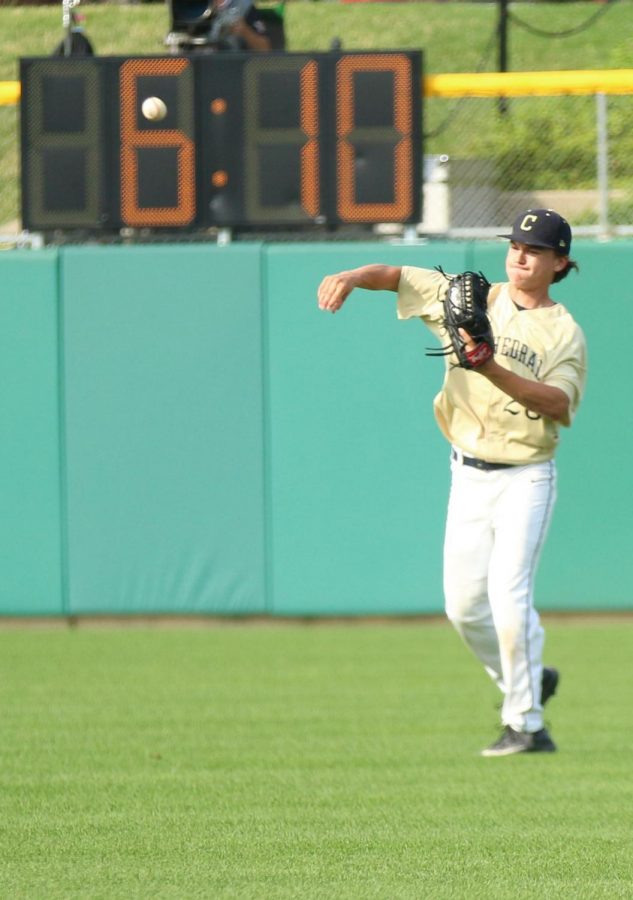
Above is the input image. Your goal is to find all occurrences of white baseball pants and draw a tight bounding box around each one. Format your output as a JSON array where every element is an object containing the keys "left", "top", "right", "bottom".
[{"left": 443, "top": 453, "right": 557, "bottom": 733}]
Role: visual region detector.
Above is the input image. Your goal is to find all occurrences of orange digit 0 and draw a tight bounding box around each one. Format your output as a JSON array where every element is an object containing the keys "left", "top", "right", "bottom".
[{"left": 336, "top": 54, "right": 413, "bottom": 223}]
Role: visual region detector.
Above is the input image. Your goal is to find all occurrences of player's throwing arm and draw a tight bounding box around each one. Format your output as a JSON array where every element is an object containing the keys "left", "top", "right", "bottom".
[{"left": 317, "top": 265, "right": 402, "bottom": 313}]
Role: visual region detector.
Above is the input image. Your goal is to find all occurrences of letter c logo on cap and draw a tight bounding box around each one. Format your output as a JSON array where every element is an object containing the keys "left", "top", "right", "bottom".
[{"left": 520, "top": 214, "right": 538, "bottom": 231}]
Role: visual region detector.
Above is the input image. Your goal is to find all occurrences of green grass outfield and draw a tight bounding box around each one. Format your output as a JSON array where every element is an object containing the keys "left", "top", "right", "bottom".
[{"left": 1, "top": 618, "right": 632, "bottom": 899}]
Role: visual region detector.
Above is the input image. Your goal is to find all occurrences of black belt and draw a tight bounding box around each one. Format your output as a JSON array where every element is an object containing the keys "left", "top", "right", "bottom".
[{"left": 451, "top": 449, "right": 516, "bottom": 471}]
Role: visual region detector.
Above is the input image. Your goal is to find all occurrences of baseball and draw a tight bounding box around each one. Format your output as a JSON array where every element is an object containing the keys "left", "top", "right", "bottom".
[{"left": 141, "top": 97, "right": 167, "bottom": 122}]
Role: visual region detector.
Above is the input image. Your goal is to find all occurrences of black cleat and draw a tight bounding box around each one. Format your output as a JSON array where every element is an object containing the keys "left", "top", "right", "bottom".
[
  {"left": 481, "top": 725, "right": 557, "bottom": 757},
  {"left": 541, "top": 666, "right": 560, "bottom": 706}
]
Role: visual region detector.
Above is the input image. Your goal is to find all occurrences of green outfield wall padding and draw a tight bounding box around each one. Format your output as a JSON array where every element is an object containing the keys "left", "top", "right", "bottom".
[
  {"left": 1, "top": 239, "right": 631, "bottom": 617},
  {"left": 471, "top": 241, "right": 633, "bottom": 610},
  {"left": 266, "top": 240, "right": 632, "bottom": 615},
  {"left": 0, "top": 250, "right": 64, "bottom": 615},
  {"left": 264, "top": 242, "right": 469, "bottom": 615},
  {"left": 60, "top": 245, "right": 266, "bottom": 614}
]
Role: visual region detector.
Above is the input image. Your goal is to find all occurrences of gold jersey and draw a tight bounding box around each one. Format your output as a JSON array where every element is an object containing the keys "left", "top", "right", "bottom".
[{"left": 397, "top": 266, "right": 587, "bottom": 464}]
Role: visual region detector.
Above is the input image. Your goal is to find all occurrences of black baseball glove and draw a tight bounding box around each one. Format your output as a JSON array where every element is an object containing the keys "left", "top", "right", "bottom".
[{"left": 427, "top": 268, "right": 494, "bottom": 370}]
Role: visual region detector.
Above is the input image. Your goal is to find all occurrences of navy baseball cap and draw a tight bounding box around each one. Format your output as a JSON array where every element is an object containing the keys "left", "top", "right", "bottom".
[{"left": 499, "top": 208, "right": 572, "bottom": 256}]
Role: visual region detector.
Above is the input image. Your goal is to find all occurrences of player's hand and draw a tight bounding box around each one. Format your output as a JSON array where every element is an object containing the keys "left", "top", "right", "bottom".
[
  {"left": 317, "top": 272, "right": 355, "bottom": 313},
  {"left": 458, "top": 327, "right": 474, "bottom": 347},
  {"left": 458, "top": 328, "right": 494, "bottom": 370}
]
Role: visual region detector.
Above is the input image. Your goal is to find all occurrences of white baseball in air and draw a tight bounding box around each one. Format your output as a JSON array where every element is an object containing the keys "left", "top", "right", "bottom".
[{"left": 141, "top": 96, "right": 167, "bottom": 122}]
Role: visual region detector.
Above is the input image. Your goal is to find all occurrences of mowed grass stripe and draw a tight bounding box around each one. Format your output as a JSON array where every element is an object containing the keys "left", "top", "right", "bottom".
[{"left": 0, "top": 620, "right": 632, "bottom": 899}]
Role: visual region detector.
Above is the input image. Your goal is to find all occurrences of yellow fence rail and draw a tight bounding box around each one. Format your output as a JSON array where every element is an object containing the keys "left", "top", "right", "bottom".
[
  {"left": 425, "top": 69, "right": 633, "bottom": 98},
  {"left": 0, "top": 81, "right": 20, "bottom": 105},
  {"left": 3, "top": 69, "right": 633, "bottom": 106}
]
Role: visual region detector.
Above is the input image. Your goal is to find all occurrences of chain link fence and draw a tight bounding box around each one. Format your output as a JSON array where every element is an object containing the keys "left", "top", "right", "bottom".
[{"left": 415, "top": 90, "right": 633, "bottom": 241}]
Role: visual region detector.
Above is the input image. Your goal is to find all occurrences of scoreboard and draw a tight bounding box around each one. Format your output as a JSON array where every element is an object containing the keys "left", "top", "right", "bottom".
[{"left": 20, "top": 51, "right": 423, "bottom": 233}]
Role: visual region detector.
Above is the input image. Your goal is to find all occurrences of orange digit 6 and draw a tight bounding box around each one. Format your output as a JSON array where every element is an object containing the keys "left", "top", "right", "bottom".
[{"left": 120, "top": 58, "right": 195, "bottom": 227}]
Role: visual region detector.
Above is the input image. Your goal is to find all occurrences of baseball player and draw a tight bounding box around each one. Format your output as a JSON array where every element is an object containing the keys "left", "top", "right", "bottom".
[{"left": 317, "top": 208, "right": 587, "bottom": 757}]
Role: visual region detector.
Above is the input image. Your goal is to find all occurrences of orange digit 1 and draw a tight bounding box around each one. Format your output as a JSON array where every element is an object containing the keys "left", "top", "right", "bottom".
[
  {"left": 300, "top": 60, "right": 319, "bottom": 218},
  {"left": 336, "top": 54, "right": 414, "bottom": 223},
  {"left": 120, "top": 58, "right": 195, "bottom": 227}
]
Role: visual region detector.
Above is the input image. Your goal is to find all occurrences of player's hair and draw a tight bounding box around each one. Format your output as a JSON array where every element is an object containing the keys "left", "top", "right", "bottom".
[{"left": 552, "top": 258, "right": 579, "bottom": 284}]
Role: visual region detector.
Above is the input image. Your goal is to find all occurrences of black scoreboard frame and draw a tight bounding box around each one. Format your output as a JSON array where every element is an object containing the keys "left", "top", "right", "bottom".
[{"left": 20, "top": 51, "right": 423, "bottom": 234}]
